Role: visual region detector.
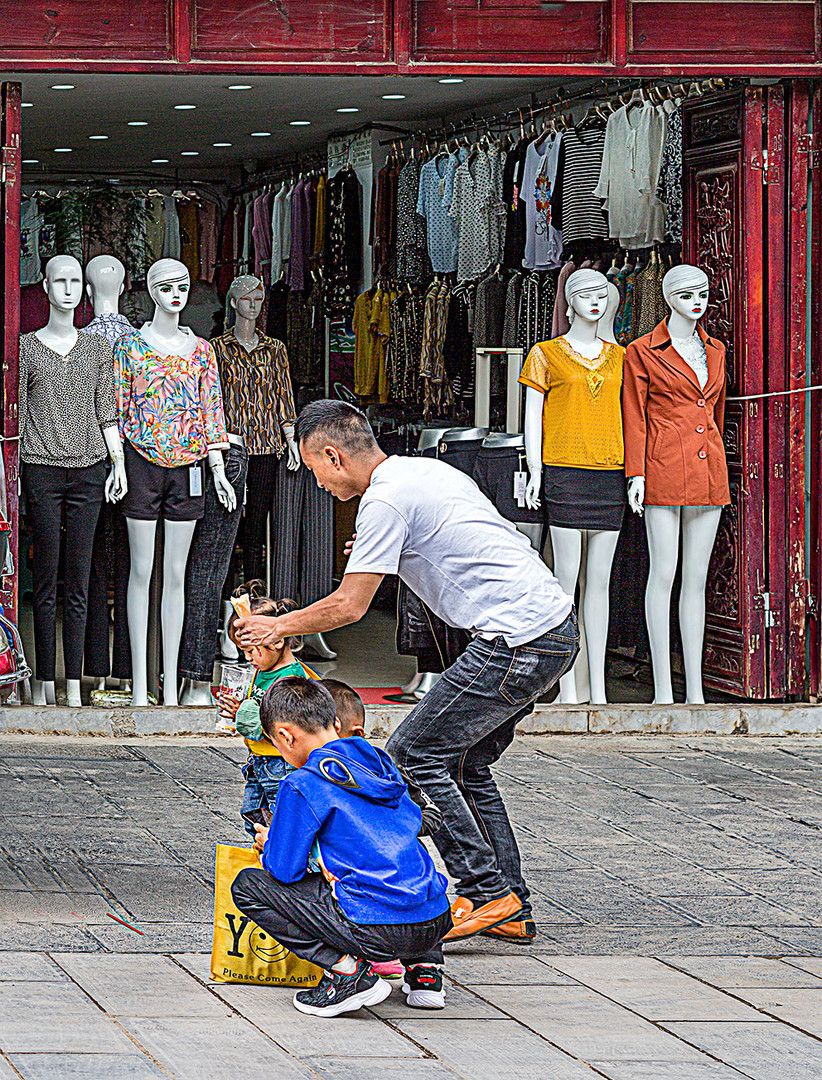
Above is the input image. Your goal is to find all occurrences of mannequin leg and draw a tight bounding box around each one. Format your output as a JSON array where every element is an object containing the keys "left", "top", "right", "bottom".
[
  {"left": 515, "top": 522, "right": 543, "bottom": 551},
  {"left": 23, "top": 465, "right": 63, "bottom": 702},
  {"left": 583, "top": 530, "right": 621, "bottom": 705},
  {"left": 126, "top": 518, "right": 158, "bottom": 707},
  {"left": 161, "top": 519, "right": 197, "bottom": 708},
  {"left": 679, "top": 506, "right": 722, "bottom": 705},
  {"left": 550, "top": 527, "right": 584, "bottom": 704},
  {"left": 644, "top": 506, "right": 682, "bottom": 705}
]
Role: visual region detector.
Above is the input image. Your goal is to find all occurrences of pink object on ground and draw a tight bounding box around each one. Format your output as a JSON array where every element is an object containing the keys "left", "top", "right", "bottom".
[{"left": 371, "top": 959, "right": 404, "bottom": 980}]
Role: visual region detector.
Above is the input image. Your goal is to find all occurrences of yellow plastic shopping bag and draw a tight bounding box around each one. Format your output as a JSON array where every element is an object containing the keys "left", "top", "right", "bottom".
[{"left": 210, "top": 843, "right": 322, "bottom": 986}]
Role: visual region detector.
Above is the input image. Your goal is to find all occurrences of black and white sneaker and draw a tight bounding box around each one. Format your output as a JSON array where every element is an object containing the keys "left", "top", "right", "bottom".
[
  {"left": 293, "top": 960, "right": 392, "bottom": 1017},
  {"left": 402, "top": 965, "right": 446, "bottom": 1009}
]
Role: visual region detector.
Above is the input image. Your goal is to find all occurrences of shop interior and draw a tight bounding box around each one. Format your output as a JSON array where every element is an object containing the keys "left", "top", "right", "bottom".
[{"left": 11, "top": 69, "right": 736, "bottom": 706}]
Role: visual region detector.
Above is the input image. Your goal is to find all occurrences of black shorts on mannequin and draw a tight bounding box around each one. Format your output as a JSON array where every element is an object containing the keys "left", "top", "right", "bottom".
[
  {"left": 542, "top": 465, "right": 627, "bottom": 532},
  {"left": 430, "top": 438, "right": 485, "bottom": 476},
  {"left": 473, "top": 446, "right": 543, "bottom": 526},
  {"left": 119, "top": 440, "right": 205, "bottom": 522}
]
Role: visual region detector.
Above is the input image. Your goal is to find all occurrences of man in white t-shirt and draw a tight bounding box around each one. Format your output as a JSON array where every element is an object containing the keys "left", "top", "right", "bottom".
[{"left": 236, "top": 401, "right": 578, "bottom": 944}]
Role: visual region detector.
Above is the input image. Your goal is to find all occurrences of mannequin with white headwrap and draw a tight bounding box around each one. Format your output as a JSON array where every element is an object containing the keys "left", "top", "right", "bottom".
[
  {"left": 521, "top": 268, "right": 627, "bottom": 705},
  {"left": 624, "top": 264, "right": 727, "bottom": 704},
  {"left": 119, "top": 258, "right": 237, "bottom": 707}
]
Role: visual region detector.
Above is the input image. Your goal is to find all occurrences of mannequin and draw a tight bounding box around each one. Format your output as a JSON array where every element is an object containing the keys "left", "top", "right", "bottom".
[
  {"left": 521, "top": 269, "right": 626, "bottom": 705},
  {"left": 115, "top": 259, "right": 236, "bottom": 707},
  {"left": 623, "top": 265, "right": 728, "bottom": 704},
  {"left": 21, "top": 255, "right": 127, "bottom": 707},
  {"left": 82, "top": 255, "right": 135, "bottom": 695}
]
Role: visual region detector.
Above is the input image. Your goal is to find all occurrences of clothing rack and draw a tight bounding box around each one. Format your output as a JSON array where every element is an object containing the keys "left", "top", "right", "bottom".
[{"left": 232, "top": 149, "right": 329, "bottom": 196}]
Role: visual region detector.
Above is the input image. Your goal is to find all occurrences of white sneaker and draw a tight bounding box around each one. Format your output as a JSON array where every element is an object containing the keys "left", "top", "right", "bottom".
[{"left": 402, "top": 965, "right": 446, "bottom": 1009}]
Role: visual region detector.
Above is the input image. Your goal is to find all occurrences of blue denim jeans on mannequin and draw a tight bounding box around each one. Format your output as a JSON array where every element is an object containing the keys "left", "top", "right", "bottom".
[{"left": 387, "top": 610, "right": 579, "bottom": 916}]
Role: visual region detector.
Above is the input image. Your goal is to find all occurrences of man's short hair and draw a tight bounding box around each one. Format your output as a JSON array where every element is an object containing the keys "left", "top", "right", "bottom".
[
  {"left": 259, "top": 677, "right": 336, "bottom": 736},
  {"left": 295, "top": 399, "right": 378, "bottom": 455},
  {"left": 321, "top": 679, "right": 365, "bottom": 735}
]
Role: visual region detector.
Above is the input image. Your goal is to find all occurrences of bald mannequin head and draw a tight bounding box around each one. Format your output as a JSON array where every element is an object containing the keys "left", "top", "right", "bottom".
[
  {"left": 85, "top": 255, "right": 125, "bottom": 316},
  {"left": 43, "top": 255, "right": 83, "bottom": 312}
]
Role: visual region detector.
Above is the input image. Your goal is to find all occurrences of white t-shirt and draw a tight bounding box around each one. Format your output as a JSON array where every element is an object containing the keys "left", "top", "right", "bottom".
[
  {"left": 520, "top": 135, "right": 564, "bottom": 271},
  {"left": 345, "top": 456, "right": 572, "bottom": 647}
]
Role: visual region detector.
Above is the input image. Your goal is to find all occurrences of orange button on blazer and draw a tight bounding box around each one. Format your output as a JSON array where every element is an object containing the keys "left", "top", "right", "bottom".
[{"left": 622, "top": 319, "right": 730, "bottom": 507}]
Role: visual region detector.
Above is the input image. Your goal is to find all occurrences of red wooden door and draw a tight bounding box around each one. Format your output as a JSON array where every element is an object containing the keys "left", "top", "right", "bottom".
[{"left": 0, "top": 82, "right": 21, "bottom": 621}]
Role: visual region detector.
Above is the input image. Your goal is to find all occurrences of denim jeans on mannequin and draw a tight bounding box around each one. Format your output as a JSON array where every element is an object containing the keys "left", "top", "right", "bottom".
[
  {"left": 387, "top": 610, "right": 579, "bottom": 916},
  {"left": 178, "top": 442, "right": 248, "bottom": 683}
]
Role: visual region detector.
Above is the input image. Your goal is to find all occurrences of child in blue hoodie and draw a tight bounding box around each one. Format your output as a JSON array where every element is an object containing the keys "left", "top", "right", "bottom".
[{"left": 231, "top": 676, "right": 452, "bottom": 1018}]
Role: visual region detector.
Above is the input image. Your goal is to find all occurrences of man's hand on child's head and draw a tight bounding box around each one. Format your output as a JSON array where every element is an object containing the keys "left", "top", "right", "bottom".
[
  {"left": 253, "top": 824, "right": 269, "bottom": 854},
  {"left": 236, "top": 614, "right": 284, "bottom": 649}
]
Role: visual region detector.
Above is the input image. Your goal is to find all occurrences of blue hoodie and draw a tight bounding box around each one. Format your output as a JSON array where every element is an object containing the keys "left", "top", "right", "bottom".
[{"left": 261, "top": 736, "right": 450, "bottom": 925}]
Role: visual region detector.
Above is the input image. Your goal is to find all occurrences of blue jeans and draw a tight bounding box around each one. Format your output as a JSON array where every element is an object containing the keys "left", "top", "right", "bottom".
[
  {"left": 387, "top": 610, "right": 579, "bottom": 914},
  {"left": 240, "top": 754, "right": 295, "bottom": 837}
]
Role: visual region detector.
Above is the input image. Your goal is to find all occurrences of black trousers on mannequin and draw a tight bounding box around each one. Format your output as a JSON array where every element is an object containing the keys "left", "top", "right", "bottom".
[
  {"left": 271, "top": 459, "right": 333, "bottom": 607},
  {"left": 22, "top": 461, "right": 106, "bottom": 682},
  {"left": 84, "top": 503, "right": 132, "bottom": 681},
  {"left": 242, "top": 453, "right": 280, "bottom": 583}
]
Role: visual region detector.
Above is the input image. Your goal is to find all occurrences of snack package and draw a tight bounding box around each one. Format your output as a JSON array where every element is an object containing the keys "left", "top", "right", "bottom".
[{"left": 230, "top": 593, "right": 253, "bottom": 619}]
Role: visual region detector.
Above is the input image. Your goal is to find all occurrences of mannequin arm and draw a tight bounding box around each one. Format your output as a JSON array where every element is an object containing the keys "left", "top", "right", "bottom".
[
  {"left": 208, "top": 450, "right": 238, "bottom": 512},
  {"left": 282, "top": 422, "right": 301, "bottom": 471},
  {"left": 103, "top": 427, "right": 128, "bottom": 503},
  {"left": 627, "top": 476, "right": 645, "bottom": 516},
  {"left": 523, "top": 387, "right": 545, "bottom": 510}
]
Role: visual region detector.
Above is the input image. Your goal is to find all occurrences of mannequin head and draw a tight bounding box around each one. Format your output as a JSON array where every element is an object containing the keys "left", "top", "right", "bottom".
[
  {"left": 565, "top": 269, "right": 610, "bottom": 325},
  {"left": 146, "top": 258, "right": 190, "bottom": 315},
  {"left": 662, "top": 264, "right": 710, "bottom": 323},
  {"left": 597, "top": 281, "right": 621, "bottom": 345},
  {"left": 85, "top": 255, "right": 125, "bottom": 314},
  {"left": 227, "top": 274, "right": 264, "bottom": 324},
  {"left": 43, "top": 255, "right": 83, "bottom": 312}
]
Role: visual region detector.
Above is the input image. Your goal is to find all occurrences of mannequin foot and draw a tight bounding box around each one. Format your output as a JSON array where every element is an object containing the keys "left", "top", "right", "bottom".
[
  {"left": 180, "top": 679, "right": 216, "bottom": 707},
  {"left": 302, "top": 633, "right": 337, "bottom": 661},
  {"left": 557, "top": 671, "right": 583, "bottom": 705},
  {"left": 652, "top": 695, "right": 675, "bottom": 705},
  {"left": 402, "top": 671, "right": 425, "bottom": 695},
  {"left": 95, "top": 678, "right": 106, "bottom": 692},
  {"left": 685, "top": 694, "right": 706, "bottom": 705},
  {"left": 66, "top": 679, "right": 83, "bottom": 708},
  {"left": 219, "top": 601, "right": 239, "bottom": 661},
  {"left": 32, "top": 679, "right": 56, "bottom": 706}
]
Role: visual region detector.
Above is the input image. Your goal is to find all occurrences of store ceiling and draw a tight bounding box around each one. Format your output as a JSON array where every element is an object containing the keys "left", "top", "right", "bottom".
[{"left": 10, "top": 72, "right": 563, "bottom": 186}]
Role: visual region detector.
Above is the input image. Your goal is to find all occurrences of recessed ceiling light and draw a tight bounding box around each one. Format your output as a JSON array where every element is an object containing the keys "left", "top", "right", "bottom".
[
  {"left": 180, "top": 151, "right": 200, "bottom": 156},
  {"left": 250, "top": 131, "right": 271, "bottom": 137},
  {"left": 53, "top": 147, "right": 73, "bottom": 153},
  {"left": 174, "top": 104, "right": 196, "bottom": 110},
  {"left": 21, "top": 102, "right": 33, "bottom": 108},
  {"left": 50, "top": 84, "right": 75, "bottom": 90},
  {"left": 228, "top": 84, "right": 252, "bottom": 91},
  {"left": 127, "top": 121, "right": 148, "bottom": 127},
  {"left": 213, "top": 142, "right": 232, "bottom": 147},
  {"left": 337, "top": 107, "right": 359, "bottom": 113},
  {"left": 152, "top": 158, "right": 169, "bottom": 163},
  {"left": 382, "top": 94, "right": 406, "bottom": 100},
  {"left": 439, "top": 77, "right": 464, "bottom": 84},
  {"left": 22, "top": 158, "right": 38, "bottom": 164},
  {"left": 89, "top": 134, "right": 109, "bottom": 140},
  {"left": 289, "top": 120, "right": 311, "bottom": 126}
]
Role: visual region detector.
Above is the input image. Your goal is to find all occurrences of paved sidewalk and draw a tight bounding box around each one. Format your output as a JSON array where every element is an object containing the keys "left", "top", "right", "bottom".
[{"left": 4, "top": 734, "right": 822, "bottom": 1077}]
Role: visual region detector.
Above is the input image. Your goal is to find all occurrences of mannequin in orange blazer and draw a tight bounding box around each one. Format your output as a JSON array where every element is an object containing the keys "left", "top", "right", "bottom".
[{"left": 622, "top": 265, "right": 729, "bottom": 706}]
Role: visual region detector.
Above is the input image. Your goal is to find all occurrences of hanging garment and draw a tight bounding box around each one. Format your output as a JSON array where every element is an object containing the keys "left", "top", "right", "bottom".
[
  {"left": 634, "top": 258, "right": 668, "bottom": 340},
  {"left": 114, "top": 330, "right": 228, "bottom": 468},
  {"left": 614, "top": 265, "right": 636, "bottom": 346},
  {"left": 396, "top": 159, "right": 428, "bottom": 284},
  {"left": 287, "top": 179, "right": 308, "bottom": 292},
  {"left": 326, "top": 169, "right": 363, "bottom": 319},
  {"left": 622, "top": 321, "right": 729, "bottom": 506},
  {"left": 81, "top": 312, "right": 135, "bottom": 347},
  {"left": 252, "top": 190, "right": 274, "bottom": 288},
  {"left": 520, "top": 134, "right": 564, "bottom": 271},
  {"left": 198, "top": 200, "right": 219, "bottom": 285},
  {"left": 20, "top": 198, "right": 44, "bottom": 286},
  {"left": 474, "top": 273, "right": 506, "bottom": 350},
  {"left": 501, "top": 273, "right": 522, "bottom": 348},
  {"left": 386, "top": 290, "right": 424, "bottom": 405},
  {"left": 212, "top": 328, "right": 296, "bottom": 456},
  {"left": 286, "top": 282, "right": 325, "bottom": 386},
  {"left": 416, "top": 154, "right": 460, "bottom": 274},
  {"left": 145, "top": 195, "right": 166, "bottom": 268},
  {"left": 161, "top": 196, "right": 182, "bottom": 261},
  {"left": 281, "top": 183, "right": 294, "bottom": 278},
  {"left": 657, "top": 102, "right": 683, "bottom": 243},
  {"left": 312, "top": 172, "right": 327, "bottom": 259},
  {"left": 502, "top": 137, "right": 529, "bottom": 270},
  {"left": 444, "top": 282, "right": 475, "bottom": 399},
  {"left": 448, "top": 151, "right": 495, "bottom": 282},
  {"left": 593, "top": 103, "right": 666, "bottom": 249},
  {"left": 216, "top": 200, "right": 236, "bottom": 298},
  {"left": 270, "top": 182, "right": 287, "bottom": 283},
  {"left": 352, "top": 289, "right": 380, "bottom": 399},
  {"left": 551, "top": 127, "right": 608, "bottom": 246},
  {"left": 270, "top": 458, "right": 334, "bottom": 608},
  {"left": 241, "top": 193, "right": 254, "bottom": 274},
  {"left": 551, "top": 259, "right": 577, "bottom": 339},
  {"left": 516, "top": 271, "right": 556, "bottom": 355},
  {"left": 372, "top": 161, "right": 399, "bottom": 279},
  {"left": 178, "top": 200, "right": 200, "bottom": 284}
]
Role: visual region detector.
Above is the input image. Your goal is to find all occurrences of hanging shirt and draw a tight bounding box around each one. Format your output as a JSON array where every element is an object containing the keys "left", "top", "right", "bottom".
[
  {"left": 241, "top": 193, "right": 254, "bottom": 274},
  {"left": 416, "top": 154, "right": 459, "bottom": 274},
  {"left": 19, "top": 331, "right": 117, "bottom": 468},
  {"left": 657, "top": 102, "right": 683, "bottom": 243},
  {"left": 178, "top": 200, "right": 200, "bottom": 284},
  {"left": 593, "top": 103, "right": 666, "bottom": 249},
  {"left": 353, "top": 290, "right": 380, "bottom": 399},
  {"left": 269, "top": 183, "right": 285, "bottom": 283},
  {"left": 20, "top": 198, "right": 44, "bottom": 286},
  {"left": 520, "top": 135, "right": 563, "bottom": 271},
  {"left": 288, "top": 179, "right": 308, "bottom": 292},
  {"left": 313, "top": 173, "right": 327, "bottom": 259},
  {"left": 252, "top": 190, "right": 274, "bottom": 288},
  {"left": 81, "top": 312, "right": 135, "bottom": 346},
  {"left": 448, "top": 152, "right": 494, "bottom": 282},
  {"left": 396, "top": 159, "right": 428, "bottom": 284},
  {"left": 198, "top": 200, "right": 219, "bottom": 284},
  {"left": 519, "top": 336, "right": 625, "bottom": 469},
  {"left": 161, "top": 197, "right": 182, "bottom": 261},
  {"left": 114, "top": 329, "right": 228, "bottom": 469},
  {"left": 212, "top": 327, "right": 296, "bottom": 456},
  {"left": 551, "top": 128, "right": 608, "bottom": 246}
]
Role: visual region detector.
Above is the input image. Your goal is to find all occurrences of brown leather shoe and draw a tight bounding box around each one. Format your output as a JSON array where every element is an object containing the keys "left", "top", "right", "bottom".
[
  {"left": 443, "top": 892, "right": 524, "bottom": 941},
  {"left": 481, "top": 917, "right": 537, "bottom": 942}
]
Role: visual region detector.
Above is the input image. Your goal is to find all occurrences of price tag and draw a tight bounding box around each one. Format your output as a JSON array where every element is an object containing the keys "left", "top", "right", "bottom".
[
  {"left": 513, "top": 470, "right": 528, "bottom": 507},
  {"left": 189, "top": 466, "right": 203, "bottom": 497}
]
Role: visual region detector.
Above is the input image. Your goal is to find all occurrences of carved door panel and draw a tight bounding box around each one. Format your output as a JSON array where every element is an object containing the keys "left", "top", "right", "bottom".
[
  {"left": 0, "top": 82, "right": 20, "bottom": 620},
  {"left": 682, "top": 90, "right": 768, "bottom": 698}
]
